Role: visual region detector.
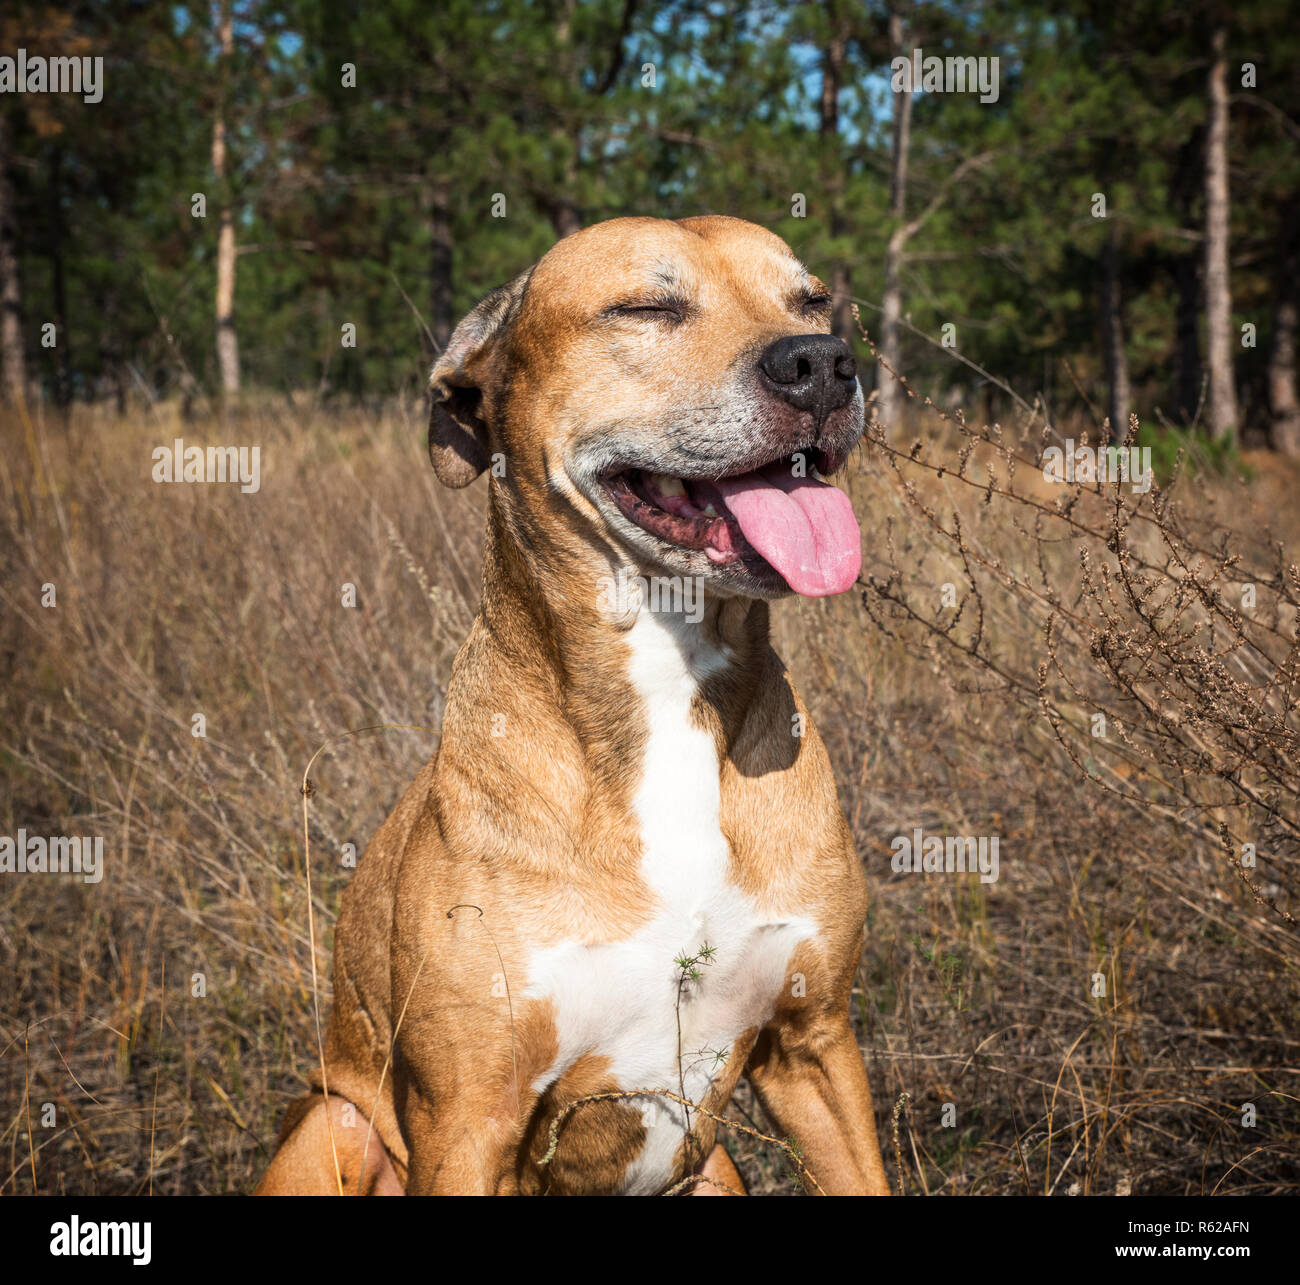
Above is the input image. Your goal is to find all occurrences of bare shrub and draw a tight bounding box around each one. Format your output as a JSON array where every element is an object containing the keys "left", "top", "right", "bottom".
[{"left": 1, "top": 368, "right": 1296, "bottom": 1194}]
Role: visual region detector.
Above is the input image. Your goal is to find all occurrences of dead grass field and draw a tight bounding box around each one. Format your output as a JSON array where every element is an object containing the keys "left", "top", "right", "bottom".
[{"left": 1, "top": 393, "right": 1297, "bottom": 1195}]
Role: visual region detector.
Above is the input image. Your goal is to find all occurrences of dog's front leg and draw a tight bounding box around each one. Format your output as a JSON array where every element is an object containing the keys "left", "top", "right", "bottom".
[
  {"left": 401, "top": 1079, "right": 525, "bottom": 1195},
  {"left": 745, "top": 1018, "right": 890, "bottom": 1196}
]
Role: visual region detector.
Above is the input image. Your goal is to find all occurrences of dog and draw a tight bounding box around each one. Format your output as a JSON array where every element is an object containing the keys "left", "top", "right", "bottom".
[{"left": 256, "top": 215, "right": 890, "bottom": 1196}]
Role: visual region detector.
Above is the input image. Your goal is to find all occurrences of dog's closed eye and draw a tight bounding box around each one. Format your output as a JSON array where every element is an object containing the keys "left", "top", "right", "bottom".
[{"left": 604, "top": 298, "right": 689, "bottom": 324}]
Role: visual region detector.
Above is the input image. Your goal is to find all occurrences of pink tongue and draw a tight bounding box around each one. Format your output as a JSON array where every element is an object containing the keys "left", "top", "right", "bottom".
[{"left": 713, "top": 465, "right": 861, "bottom": 596}]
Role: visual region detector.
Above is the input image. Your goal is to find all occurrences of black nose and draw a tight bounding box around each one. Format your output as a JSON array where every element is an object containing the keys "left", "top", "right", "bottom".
[{"left": 758, "top": 334, "right": 858, "bottom": 421}]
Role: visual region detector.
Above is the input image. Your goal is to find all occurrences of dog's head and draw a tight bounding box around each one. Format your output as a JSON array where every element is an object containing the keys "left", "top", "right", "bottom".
[{"left": 428, "top": 215, "right": 863, "bottom": 600}]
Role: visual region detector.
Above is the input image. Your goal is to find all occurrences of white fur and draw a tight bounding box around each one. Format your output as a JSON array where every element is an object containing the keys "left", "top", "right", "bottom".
[{"left": 525, "top": 606, "right": 815, "bottom": 1194}]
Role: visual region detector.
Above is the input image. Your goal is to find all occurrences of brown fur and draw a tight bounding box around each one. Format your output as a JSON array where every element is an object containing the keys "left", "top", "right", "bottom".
[{"left": 257, "top": 216, "right": 889, "bottom": 1196}]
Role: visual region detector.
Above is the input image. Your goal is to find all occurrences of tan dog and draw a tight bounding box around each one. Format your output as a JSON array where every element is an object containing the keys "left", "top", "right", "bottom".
[{"left": 257, "top": 215, "right": 889, "bottom": 1196}]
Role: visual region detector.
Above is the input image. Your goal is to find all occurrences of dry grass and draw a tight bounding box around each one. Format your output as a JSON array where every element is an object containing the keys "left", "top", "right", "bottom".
[{"left": 1, "top": 385, "right": 1297, "bottom": 1195}]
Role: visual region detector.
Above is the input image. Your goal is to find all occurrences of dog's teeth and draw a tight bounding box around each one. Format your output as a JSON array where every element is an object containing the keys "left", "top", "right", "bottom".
[{"left": 650, "top": 473, "right": 686, "bottom": 497}]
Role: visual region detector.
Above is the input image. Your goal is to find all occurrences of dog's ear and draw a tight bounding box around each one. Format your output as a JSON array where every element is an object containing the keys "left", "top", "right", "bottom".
[{"left": 428, "top": 272, "right": 529, "bottom": 488}]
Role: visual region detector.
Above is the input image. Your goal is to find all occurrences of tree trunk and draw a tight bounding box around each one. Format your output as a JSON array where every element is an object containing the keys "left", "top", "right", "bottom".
[
  {"left": 879, "top": 7, "right": 912, "bottom": 429},
  {"left": 550, "top": 195, "right": 582, "bottom": 240},
  {"left": 1267, "top": 197, "right": 1300, "bottom": 456},
  {"left": 548, "top": 0, "right": 583, "bottom": 240},
  {"left": 820, "top": 3, "right": 852, "bottom": 343},
  {"left": 429, "top": 182, "right": 454, "bottom": 355},
  {"left": 213, "top": 0, "right": 240, "bottom": 399},
  {"left": 1100, "top": 224, "right": 1131, "bottom": 441},
  {"left": 49, "top": 147, "right": 71, "bottom": 412},
  {"left": 1204, "top": 26, "right": 1237, "bottom": 441},
  {"left": 0, "top": 113, "right": 25, "bottom": 405}
]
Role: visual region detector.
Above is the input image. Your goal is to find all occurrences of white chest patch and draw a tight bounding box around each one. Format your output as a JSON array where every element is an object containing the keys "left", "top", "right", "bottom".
[{"left": 525, "top": 607, "right": 816, "bottom": 1194}]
